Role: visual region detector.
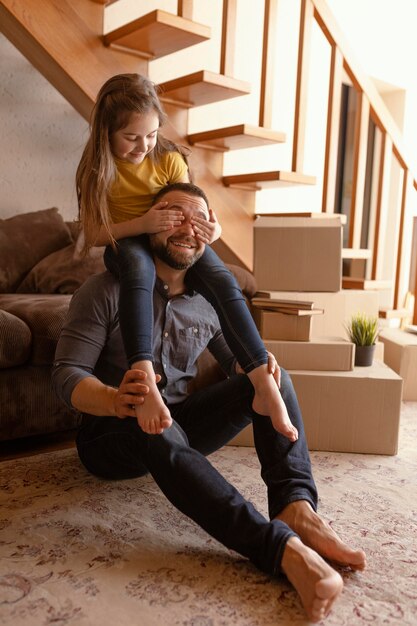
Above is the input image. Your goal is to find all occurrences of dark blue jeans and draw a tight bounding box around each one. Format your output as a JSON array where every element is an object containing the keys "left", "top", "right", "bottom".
[
  {"left": 76, "top": 371, "right": 317, "bottom": 576},
  {"left": 104, "top": 237, "right": 268, "bottom": 372}
]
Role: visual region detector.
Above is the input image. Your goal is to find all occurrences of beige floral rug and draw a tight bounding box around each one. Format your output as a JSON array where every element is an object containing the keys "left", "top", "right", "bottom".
[{"left": 1, "top": 402, "right": 416, "bottom": 626}]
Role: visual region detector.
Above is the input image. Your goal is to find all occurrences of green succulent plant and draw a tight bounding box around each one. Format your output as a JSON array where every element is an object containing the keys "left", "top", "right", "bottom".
[{"left": 345, "top": 313, "right": 379, "bottom": 346}]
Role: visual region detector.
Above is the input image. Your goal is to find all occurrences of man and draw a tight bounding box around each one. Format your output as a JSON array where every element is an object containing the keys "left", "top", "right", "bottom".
[{"left": 53, "top": 182, "right": 366, "bottom": 622}]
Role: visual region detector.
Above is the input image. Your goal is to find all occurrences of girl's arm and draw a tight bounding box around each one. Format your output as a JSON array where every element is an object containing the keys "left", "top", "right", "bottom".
[{"left": 93, "top": 201, "right": 185, "bottom": 246}]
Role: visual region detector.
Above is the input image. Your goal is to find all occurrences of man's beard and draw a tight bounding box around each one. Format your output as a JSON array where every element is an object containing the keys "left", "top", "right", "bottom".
[{"left": 150, "top": 236, "right": 203, "bottom": 270}]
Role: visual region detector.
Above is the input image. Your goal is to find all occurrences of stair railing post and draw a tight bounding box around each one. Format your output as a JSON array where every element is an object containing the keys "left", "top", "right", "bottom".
[{"left": 292, "top": 0, "right": 314, "bottom": 172}]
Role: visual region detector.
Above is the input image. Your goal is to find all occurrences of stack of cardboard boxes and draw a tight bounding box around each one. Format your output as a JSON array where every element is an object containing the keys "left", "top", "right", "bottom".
[
  {"left": 379, "top": 328, "right": 417, "bottom": 400},
  {"left": 230, "top": 216, "right": 403, "bottom": 455}
]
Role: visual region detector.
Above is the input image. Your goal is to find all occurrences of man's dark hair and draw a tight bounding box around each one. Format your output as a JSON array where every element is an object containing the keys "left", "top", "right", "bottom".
[{"left": 153, "top": 182, "right": 210, "bottom": 209}]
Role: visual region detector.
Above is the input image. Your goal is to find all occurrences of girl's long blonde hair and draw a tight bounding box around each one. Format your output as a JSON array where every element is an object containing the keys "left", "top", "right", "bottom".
[{"left": 76, "top": 73, "right": 189, "bottom": 253}]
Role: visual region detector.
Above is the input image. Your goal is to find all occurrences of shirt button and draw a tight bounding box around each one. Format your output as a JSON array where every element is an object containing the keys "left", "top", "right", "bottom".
[
  {"left": 164, "top": 332, "right": 168, "bottom": 338},
  {"left": 163, "top": 284, "right": 169, "bottom": 290},
  {"left": 193, "top": 328, "right": 198, "bottom": 334}
]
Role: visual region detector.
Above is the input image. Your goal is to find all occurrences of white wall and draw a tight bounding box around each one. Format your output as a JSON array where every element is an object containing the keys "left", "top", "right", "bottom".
[{"left": 0, "top": 34, "right": 88, "bottom": 221}]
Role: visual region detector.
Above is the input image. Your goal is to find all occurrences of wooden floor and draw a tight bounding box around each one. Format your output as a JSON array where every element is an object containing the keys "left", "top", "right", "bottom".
[{"left": 0, "top": 430, "right": 77, "bottom": 462}]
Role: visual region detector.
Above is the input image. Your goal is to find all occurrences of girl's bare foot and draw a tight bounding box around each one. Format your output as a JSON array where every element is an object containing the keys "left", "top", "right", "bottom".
[
  {"left": 132, "top": 360, "right": 172, "bottom": 434},
  {"left": 248, "top": 365, "right": 298, "bottom": 442},
  {"left": 277, "top": 500, "right": 367, "bottom": 570},
  {"left": 281, "top": 537, "right": 343, "bottom": 622},
  {"left": 135, "top": 385, "right": 172, "bottom": 434}
]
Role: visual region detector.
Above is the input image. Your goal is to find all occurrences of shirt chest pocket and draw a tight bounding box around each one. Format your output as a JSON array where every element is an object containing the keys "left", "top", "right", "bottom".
[{"left": 174, "top": 325, "right": 212, "bottom": 370}]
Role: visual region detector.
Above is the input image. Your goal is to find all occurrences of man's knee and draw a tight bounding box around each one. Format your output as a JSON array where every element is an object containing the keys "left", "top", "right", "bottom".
[
  {"left": 146, "top": 421, "right": 189, "bottom": 453},
  {"left": 279, "top": 368, "right": 295, "bottom": 401}
]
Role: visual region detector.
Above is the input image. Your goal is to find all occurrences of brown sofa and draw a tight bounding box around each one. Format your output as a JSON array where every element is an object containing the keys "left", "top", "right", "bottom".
[{"left": 0, "top": 207, "right": 256, "bottom": 442}]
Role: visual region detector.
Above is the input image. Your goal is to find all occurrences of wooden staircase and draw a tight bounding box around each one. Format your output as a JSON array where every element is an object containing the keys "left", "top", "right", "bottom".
[
  {"left": 0, "top": 0, "right": 314, "bottom": 269},
  {"left": 1, "top": 0, "right": 416, "bottom": 319}
]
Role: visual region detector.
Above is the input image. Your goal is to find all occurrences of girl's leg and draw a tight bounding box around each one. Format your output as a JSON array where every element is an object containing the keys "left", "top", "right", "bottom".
[
  {"left": 104, "top": 237, "right": 171, "bottom": 434},
  {"left": 187, "top": 246, "right": 297, "bottom": 441}
]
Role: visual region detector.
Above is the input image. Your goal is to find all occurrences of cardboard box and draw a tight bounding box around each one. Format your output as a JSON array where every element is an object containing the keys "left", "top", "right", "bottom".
[
  {"left": 253, "top": 216, "right": 342, "bottom": 292},
  {"left": 253, "top": 308, "right": 315, "bottom": 341},
  {"left": 264, "top": 337, "right": 355, "bottom": 371},
  {"left": 255, "top": 290, "right": 379, "bottom": 338},
  {"left": 379, "top": 328, "right": 417, "bottom": 400},
  {"left": 229, "top": 361, "right": 402, "bottom": 455}
]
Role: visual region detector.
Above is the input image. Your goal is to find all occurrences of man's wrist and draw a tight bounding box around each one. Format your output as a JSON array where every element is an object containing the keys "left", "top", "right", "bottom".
[{"left": 105, "top": 386, "right": 118, "bottom": 416}]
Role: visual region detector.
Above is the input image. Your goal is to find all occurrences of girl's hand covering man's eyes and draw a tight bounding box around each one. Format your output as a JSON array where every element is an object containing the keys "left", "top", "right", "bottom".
[{"left": 191, "top": 209, "right": 222, "bottom": 244}]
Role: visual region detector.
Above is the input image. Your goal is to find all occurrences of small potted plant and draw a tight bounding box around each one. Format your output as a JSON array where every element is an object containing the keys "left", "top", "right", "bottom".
[{"left": 345, "top": 313, "right": 379, "bottom": 366}]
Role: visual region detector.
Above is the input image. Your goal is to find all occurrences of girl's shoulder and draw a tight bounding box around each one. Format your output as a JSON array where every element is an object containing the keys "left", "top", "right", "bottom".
[{"left": 157, "top": 150, "right": 188, "bottom": 179}]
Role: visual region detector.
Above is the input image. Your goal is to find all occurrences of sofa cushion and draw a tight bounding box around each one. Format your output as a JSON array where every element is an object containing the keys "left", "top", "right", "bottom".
[
  {"left": 0, "top": 208, "right": 73, "bottom": 293},
  {"left": 0, "top": 309, "right": 32, "bottom": 368},
  {"left": 17, "top": 244, "right": 106, "bottom": 295},
  {"left": 0, "top": 294, "right": 71, "bottom": 366}
]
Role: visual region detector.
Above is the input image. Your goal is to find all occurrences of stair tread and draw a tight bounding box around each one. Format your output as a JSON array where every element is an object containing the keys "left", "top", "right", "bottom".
[
  {"left": 223, "top": 171, "right": 316, "bottom": 189},
  {"left": 342, "top": 248, "right": 372, "bottom": 259},
  {"left": 379, "top": 307, "right": 410, "bottom": 319},
  {"left": 187, "top": 124, "right": 286, "bottom": 150},
  {"left": 256, "top": 212, "right": 347, "bottom": 224},
  {"left": 158, "top": 71, "right": 251, "bottom": 107},
  {"left": 103, "top": 10, "right": 210, "bottom": 59},
  {"left": 342, "top": 277, "right": 392, "bottom": 290}
]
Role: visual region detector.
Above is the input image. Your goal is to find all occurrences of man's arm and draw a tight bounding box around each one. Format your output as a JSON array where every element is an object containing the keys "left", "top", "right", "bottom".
[{"left": 70, "top": 369, "right": 150, "bottom": 418}]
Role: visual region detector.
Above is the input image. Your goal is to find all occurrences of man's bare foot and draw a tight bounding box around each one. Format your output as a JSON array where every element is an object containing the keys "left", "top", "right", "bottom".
[
  {"left": 248, "top": 366, "right": 298, "bottom": 442},
  {"left": 281, "top": 537, "right": 343, "bottom": 622},
  {"left": 276, "top": 500, "right": 366, "bottom": 570},
  {"left": 132, "top": 360, "right": 172, "bottom": 435}
]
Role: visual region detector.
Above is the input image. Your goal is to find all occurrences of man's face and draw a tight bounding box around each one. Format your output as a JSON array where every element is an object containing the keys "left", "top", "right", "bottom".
[{"left": 149, "top": 190, "right": 209, "bottom": 270}]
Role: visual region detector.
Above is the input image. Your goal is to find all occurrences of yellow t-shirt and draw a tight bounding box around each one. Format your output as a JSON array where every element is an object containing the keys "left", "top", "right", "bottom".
[{"left": 108, "top": 151, "right": 188, "bottom": 223}]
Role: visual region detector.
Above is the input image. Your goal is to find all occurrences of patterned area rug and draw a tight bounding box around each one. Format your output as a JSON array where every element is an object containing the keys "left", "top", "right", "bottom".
[{"left": 1, "top": 402, "right": 416, "bottom": 626}]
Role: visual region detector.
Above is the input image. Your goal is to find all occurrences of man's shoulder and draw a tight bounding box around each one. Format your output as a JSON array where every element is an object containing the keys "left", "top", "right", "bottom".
[
  {"left": 72, "top": 271, "right": 120, "bottom": 307},
  {"left": 80, "top": 270, "right": 118, "bottom": 291}
]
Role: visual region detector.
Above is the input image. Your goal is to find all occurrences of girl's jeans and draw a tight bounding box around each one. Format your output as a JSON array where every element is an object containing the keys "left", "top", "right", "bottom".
[
  {"left": 104, "top": 236, "right": 268, "bottom": 372},
  {"left": 76, "top": 371, "right": 318, "bottom": 576}
]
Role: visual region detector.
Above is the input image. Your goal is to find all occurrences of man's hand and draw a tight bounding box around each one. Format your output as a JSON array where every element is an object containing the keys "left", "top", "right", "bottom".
[
  {"left": 136, "top": 201, "right": 184, "bottom": 234},
  {"left": 235, "top": 352, "right": 281, "bottom": 388},
  {"left": 267, "top": 352, "right": 281, "bottom": 388},
  {"left": 114, "top": 369, "right": 155, "bottom": 419},
  {"left": 191, "top": 208, "right": 222, "bottom": 244}
]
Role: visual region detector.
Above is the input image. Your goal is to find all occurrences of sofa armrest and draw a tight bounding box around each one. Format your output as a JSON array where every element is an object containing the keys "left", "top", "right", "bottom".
[{"left": 0, "top": 309, "right": 32, "bottom": 368}]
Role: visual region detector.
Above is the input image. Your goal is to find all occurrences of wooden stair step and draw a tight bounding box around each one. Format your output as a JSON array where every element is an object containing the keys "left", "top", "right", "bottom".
[
  {"left": 187, "top": 124, "right": 286, "bottom": 151},
  {"left": 222, "top": 171, "right": 316, "bottom": 190},
  {"left": 379, "top": 307, "right": 410, "bottom": 320},
  {"left": 103, "top": 10, "right": 210, "bottom": 59},
  {"left": 256, "top": 212, "right": 347, "bottom": 224},
  {"left": 342, "top": 248, "right": 372, "bottom": 259},
  {"left": 158, "top": 71, "right": 251, "bottom": 107},
  {"left": 342, "top": 277, "right": 392, "bottom": 290}
]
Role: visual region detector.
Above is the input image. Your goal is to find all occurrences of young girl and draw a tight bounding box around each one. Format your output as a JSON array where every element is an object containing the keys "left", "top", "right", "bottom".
[{"left": 76, "top": 73, "right": 297, "bottom": 442}]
